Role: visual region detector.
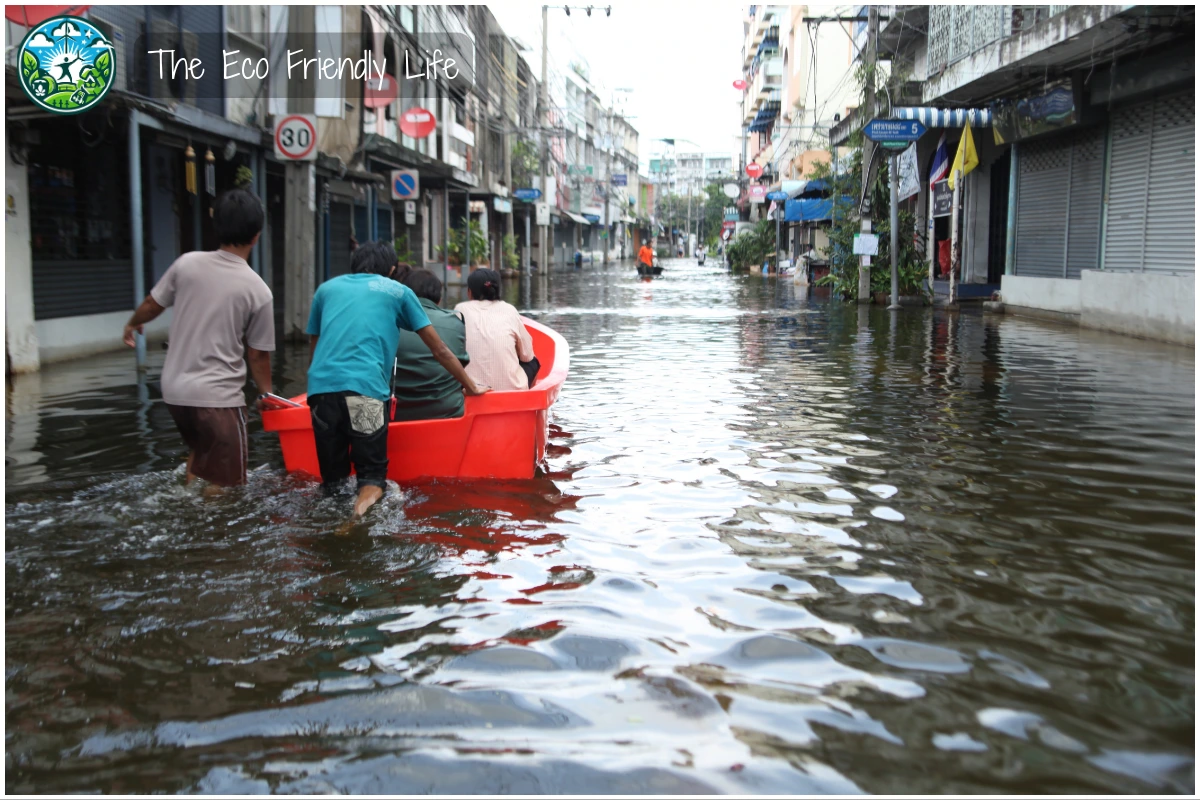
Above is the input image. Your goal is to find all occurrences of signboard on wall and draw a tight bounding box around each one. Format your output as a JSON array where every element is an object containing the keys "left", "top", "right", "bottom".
[
  {"left": 535, "top": 202, "right": 550, "bottom": 226},
  {"left": 898, "top": 144, "right": 920, "bottom": 201},
  {"left": 932, "top": 180, "right": 952, "bottom": 218},
  {"left": 404, "top": 200, "right": 416, "bottom": 226}
]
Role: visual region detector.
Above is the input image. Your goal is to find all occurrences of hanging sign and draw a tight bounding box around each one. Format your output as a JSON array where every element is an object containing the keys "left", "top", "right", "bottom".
[
  {"left": 404, "top": 200, "right": 416, "bottom": 225},
  {"left": 766, "top": 190, "right": 788, "bottom": 201},
  {"left": 898, "top": 143, "right": 920, "bottom": 201},
  {"left": 932, "top": 180, "right": 953, "bottom": 218},
  {"left": 733, "top": 79, "right": 748, "bottom": 91},
  {"left": 399, "top": 107, "right": 437, "bottom": 138},
  {"left": 535, "top": 202, "right": 550, "bottom": 226},
  {"left": 493, "top": 197, "right": 512, "bottom": 213},
  {"left": 611, "top": 174, "right": 627, "bottom": 186},
  {"left": 748, "top": 185, "right": 767, "bottom": 203},
  {"left": 391, "top": 169, "right": 419, "bottom": 200},
  {"left": 745, "top": 163, "right": 763, "bottom": 178},
  {"left": 274, "top": 114, "right": 317, "bottom": 161},
  {"left": 364, "top": 74, "right": 398, "bottom": 109},
  {"left": 513, "top": 188, "right": 541, "bottom": 201}
]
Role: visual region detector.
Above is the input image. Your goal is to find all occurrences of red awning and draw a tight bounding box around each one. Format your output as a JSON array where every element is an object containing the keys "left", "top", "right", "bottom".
[{"left": 4, "top": 6, "right": 91, "bottom": 27}]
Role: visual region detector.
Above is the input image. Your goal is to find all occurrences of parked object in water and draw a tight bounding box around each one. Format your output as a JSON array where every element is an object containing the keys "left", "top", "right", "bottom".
[
  {"left": 637, "top": 264, "right": 664, "bottom": 277},
  {"left": 264, "top": 318, "right": 568, "bottom": 481}
]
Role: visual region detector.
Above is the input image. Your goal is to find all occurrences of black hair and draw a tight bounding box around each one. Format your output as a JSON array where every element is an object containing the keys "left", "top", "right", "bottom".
[
  {"left": 403, "top": 268, "right": 443, "bottom": 305},
  {"left": 467, "top": 268, "right": 501, "bottom": 301},
  {"left": 350, "top": 240, "right": 398, "bottom": 276},
  {"left": 211, "top": 188, "right": 264, "bottom": 247}
]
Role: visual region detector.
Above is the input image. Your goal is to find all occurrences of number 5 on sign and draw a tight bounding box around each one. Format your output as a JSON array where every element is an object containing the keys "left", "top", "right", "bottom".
[{"left": 274, "top": 114, "right": 318, "bottom": 161}]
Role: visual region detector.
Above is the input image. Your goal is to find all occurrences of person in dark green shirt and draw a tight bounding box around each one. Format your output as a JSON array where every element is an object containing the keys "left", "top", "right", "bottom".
[{"left": 392, "top": 269, "right": 471, "bottom": 421}]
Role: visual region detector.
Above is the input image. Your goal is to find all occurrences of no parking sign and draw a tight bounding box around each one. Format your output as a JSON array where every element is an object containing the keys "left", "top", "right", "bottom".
[{"left": 391, "top": 170, "right": 419, "bottom": 200}]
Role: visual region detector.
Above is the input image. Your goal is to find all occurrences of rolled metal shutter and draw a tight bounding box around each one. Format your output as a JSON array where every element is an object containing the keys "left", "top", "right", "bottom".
[
  {"left": 329, "top": 202, "right": 353, "bottom": 277},
  {"left": 1065, "top": 127, "right": 1106, "bottom": 279},
  {"left": 1015, "top": 137, "right": 1068, "bottom": 277},
  {"left": 1104, "top": 91, "right": 1195, "bottom": 273},
  {"left": 1143, "top": 92, "right": 1194, "bottom": 273}
]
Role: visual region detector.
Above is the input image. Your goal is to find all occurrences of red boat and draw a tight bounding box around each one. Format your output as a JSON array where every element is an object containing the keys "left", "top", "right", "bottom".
[{"left": 263, "top": 317, "right": 569, "bottom": 481}]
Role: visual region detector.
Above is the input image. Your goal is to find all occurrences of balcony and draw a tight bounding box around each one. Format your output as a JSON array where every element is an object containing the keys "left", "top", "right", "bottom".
[{"left": 926, "top": 5, "right": 1076, "bottom": 76}]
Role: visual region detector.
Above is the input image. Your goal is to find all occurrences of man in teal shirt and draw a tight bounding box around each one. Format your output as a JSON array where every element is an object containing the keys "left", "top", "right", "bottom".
[
  {"left": 392, "top": 269, "right": 471, "bottom": 421},
  {"left": 306, "top": 242, "right": 487, "bottom": 518}
]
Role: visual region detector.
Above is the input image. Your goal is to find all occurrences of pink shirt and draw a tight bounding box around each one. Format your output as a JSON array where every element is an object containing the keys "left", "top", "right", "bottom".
[{"left": 454, "top": 299, "right": 535, "bottom": 392}]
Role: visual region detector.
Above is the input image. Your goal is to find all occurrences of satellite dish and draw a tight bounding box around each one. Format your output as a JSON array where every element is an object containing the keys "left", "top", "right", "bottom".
[{"left": 722, "top": 182, "right": 739, "bottom": 198}]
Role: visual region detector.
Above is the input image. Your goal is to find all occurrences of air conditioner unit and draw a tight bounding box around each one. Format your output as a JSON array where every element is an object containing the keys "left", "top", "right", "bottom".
[{"left": 87, "top": 15, "right": 127, "bottom": 93}]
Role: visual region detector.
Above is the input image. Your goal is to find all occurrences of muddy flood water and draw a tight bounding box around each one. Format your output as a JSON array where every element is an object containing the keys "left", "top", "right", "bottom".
[{"left": 5, "top": 259, "right": 1195, "bottom": 793}]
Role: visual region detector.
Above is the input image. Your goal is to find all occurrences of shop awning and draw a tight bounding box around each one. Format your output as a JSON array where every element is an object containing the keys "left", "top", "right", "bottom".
[
  {"left": 783, "top": 197, "right": 853, "bottom": 223},
  {"left": 892, "top": 107, "right": 992, "bottom": 128},
  {"left": 564, "top": 211, "right": 590, "bottom": 225}
]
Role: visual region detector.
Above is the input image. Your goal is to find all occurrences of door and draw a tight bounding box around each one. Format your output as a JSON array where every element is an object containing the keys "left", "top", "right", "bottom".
[
  {"left": 1103, "top": 90, "right": 1195, "bottom": 273},
  {"left": 987, "top": 152, "right": 1009, "bottom": 283},
  {"left": 145, "top": 144, "right": 182, "bottom": 285}
]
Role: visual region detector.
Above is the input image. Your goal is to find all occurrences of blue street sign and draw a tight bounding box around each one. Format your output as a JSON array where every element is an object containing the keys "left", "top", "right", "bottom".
[
  {"left": 766, "top": 191, "right": 788, "bottom": 201},
  {"left": 864, "top": 118, "right": 927, "bottom": 143},
  {"left": 611, "top": 174, "right": 627, "bottom": 186},
  {"left": 513, "top": 188, "right": 542, "bottom": 201}
]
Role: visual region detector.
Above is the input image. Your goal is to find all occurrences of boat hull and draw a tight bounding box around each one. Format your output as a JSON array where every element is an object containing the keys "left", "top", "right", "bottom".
[{"left": 263, "top": 317, "right": 569, "bottom": 481}]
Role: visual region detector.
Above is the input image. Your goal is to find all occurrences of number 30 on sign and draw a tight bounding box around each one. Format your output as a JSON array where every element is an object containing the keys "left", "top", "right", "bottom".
[{"left": 274, "top": 114, "right": 318, "bottom": 161}]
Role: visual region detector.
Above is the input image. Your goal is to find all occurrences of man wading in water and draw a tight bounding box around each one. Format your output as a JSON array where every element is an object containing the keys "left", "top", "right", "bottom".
[
  {"left": 305, "top": 241, "right": 488, "bottom": 520},
  {"left": 122, "top": 189, "right": 274, "bottom": 493}
]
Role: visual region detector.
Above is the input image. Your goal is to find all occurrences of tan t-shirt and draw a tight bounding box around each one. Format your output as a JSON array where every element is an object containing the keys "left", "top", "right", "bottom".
[
  {"left": 151, "top": 249, "right": 274, "bottom": 408},
  {"left": 454, "top": 299, "right": 535, "bottom": 392}
]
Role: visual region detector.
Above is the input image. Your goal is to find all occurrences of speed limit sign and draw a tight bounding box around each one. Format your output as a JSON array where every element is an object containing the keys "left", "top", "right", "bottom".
[{"left": 274, "top": 114, "right": 317, "bottom": 161}]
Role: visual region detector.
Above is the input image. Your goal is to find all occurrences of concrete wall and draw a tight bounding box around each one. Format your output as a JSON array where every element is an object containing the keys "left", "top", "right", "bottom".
[
  {"left": 36, "top": 310, "right": 172, "bottom": 366},
  {"left": 1080, "top": 270, "right": 1194, "bottom": 346},
  {"left": 1001, "top": 271, "right": 1194, "bottom": 346},
  {"left": 5, "top": 147, "right": 38, "bottom": 372},
  {"left": 1001, "top": 275, "right": 1081, "bottom": 315}
]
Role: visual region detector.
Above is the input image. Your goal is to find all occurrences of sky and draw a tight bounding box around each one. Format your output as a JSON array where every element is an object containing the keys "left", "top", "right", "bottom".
[{"left": 490, "top": 0, "right": 748, "bottom": 173}]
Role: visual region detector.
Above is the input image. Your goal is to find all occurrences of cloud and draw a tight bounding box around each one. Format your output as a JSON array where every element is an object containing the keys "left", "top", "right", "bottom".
[
  {"left": 27, "top": 33, "right": 55, "bottom": 48},
  {"left": 51, "top": 21, "right": 81, "bottom": 38},
  {"left": 89, "top": 40, "right": 113, "bottom": 49}
]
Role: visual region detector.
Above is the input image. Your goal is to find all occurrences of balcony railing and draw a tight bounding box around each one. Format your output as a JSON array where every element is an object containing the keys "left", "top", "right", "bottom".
[{"left": 927, "top": 5, "right": 1070, "bottom": 75}]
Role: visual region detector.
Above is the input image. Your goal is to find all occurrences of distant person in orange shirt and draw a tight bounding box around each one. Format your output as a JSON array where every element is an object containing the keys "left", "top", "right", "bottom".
[{"left": 637, "top": 243, "right": 654, "bottom": 269}]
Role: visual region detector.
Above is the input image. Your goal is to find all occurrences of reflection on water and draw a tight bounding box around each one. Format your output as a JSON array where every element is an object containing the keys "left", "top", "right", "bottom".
[{"left": 6, "top": 260, "right": 1194, "bottom": 794}]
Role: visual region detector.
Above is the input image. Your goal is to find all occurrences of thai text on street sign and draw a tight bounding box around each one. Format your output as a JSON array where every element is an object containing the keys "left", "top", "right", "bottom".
[
  {"left": 399, "top": 107, "right": 437, "bottom": 138},
  {"left": 391, "top": 170, "right": 419, "bottom": 200},
  {"left": 864, "top": 118, "right": 927, "bottom": 143},
  {"left": 513, "top": 188, "right": 541, "bottom": 201},
  {"left": 611, "top": 174, "right": 627, "bottom": 186},
  {"left": 766, "top": 191, "right": 788, "bottom": 201},
  {"left": 274, "top": 114, "right": 318, "bottom": 161}
]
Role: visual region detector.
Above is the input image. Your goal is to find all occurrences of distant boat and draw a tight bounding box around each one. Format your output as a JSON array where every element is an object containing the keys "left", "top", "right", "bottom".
[
  {"left": 264, "top": 317, "right": 569, "bottom": 481},
  {"left": 636, "top": 264, "right": 663, "bottom": 277}
]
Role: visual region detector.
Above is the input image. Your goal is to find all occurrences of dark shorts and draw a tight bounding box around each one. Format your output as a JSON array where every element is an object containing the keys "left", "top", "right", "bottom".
[
  {"left": 308, "top": 392, "right": 389, "bottom": 492},
  {"left": 166, "top": 404, "right": 248, "bottom": 487}
]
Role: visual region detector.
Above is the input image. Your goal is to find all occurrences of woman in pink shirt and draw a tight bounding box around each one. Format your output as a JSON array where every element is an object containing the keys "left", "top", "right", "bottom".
[{"left": 455, "top": 269, "right": 535, "bottom": 392}]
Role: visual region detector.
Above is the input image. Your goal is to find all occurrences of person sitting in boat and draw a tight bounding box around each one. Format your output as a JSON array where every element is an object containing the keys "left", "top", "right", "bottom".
[
  {"left": 391, "top": 269, "right": 471, "bottom": 422},
  {"left": 306, "top": 242, "right": 487, "bottom": 518},
  {"left": 637, "top": 242, "right": 654, "bottom": 271},
  {"left": 455, "top": 268, "right": 535, "bottom": 393}
]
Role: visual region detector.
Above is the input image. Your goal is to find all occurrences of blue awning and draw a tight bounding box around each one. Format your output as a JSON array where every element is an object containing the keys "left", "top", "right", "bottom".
[
  {"left": 784, "top": 196, "right": 854, "bottom": 222},
  {"left": 748, "top": 100, "right": 780, "bottom": 133}
]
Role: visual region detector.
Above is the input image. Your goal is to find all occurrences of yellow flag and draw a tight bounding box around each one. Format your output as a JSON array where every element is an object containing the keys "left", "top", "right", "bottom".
[{"left": 948, "top": 123, "right": 979, "bottom": 190}]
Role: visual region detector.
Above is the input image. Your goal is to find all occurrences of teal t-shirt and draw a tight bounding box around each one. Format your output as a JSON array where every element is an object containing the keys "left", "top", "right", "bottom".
[{"left": 306, "top": 273, "right": 432, "bottom": 401}]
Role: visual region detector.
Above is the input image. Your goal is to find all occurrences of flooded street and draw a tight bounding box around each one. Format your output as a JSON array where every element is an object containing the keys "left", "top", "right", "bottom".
[{"left": 5, "top": 260, "right": 1194, "bottom": 794}]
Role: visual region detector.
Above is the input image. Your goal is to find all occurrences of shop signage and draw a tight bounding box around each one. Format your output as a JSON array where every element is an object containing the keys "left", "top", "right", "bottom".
[
  {"left": 745, "top": 163, "right": 763, "bottom": 178},
  {"left": 583, "top": 213, "right": 600, "bottom": 224},
  {"left": 493, "top": 197, "right": 512, "bottom": 213},
  {"left": 748, "top": 185, "right": 767, "bottom": 203},
  {"left": 852, "top": 233, "right": 879, "bottom": 256},
  {"left": 399, "top": 107, "right": 437, "bottom": 138},
  {"left": 611, "top": 174, "right": 627, "bottom": 186},
  {"left": 274, "top": 114, "right": 318, "bottom": 161},
  {"left": 568, "top": 165, "right": 594, "bottom": 176},
  {"left": 535, "top": 202, "right": 550, "bottom": 226},
  {"left": 404, "top": 200, "right": 416, "bottom": 225},
  {"left": 514, "top": 188, "right": 541, "bottom": 201},
  {"left": 733, "top": 79, "right": 748, "bottom": 91},
  {"left": 932, "top": 180, "right": 952, "bottom": 218},
  {"left": 364, "top": 74, "right": 398, "bottom": 109},
  {"left": 766, "top": 190, "right": 788, "bottom": 201},
  {"left": 390, "top": 169, "right": 419, "bottom": 200}
]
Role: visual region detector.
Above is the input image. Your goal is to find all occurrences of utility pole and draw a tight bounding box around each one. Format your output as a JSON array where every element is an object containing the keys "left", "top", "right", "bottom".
[
  {"left": 603, "top": 107, "right": 612, "bottom": 264},
  {"left": 539, "top": 4, "right": 550, "bottom": 275},
  {"left": 858, "top": 5, "right": 879, "bottom": 304},
  {"left": 888, "top": 151, "right": 900, "bottom": 309}
]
